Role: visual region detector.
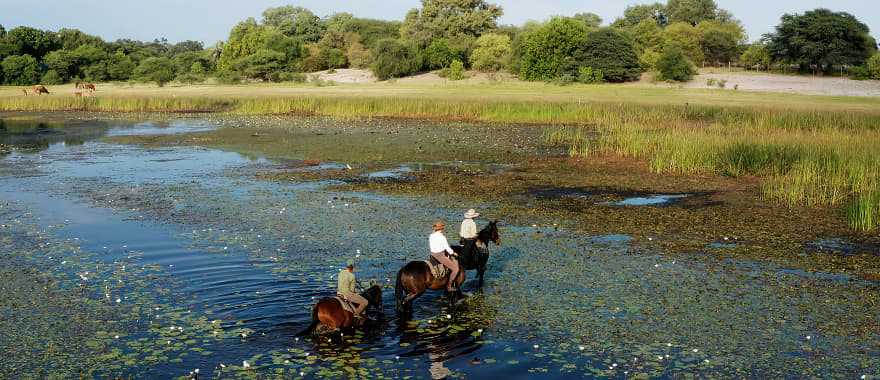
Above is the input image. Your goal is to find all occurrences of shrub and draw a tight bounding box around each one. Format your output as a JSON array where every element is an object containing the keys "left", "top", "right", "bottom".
[
  {"left": 656, "top": 45, "right": 696, "bottom": 82},
  {"left": 868, "top": 53, "right": 880, "bottom": 80},
  {"left": 370, "top": 39, "right": 422, "bottom": 80},
  {"left": 517, "top": 17, "right": 590, "bottom": 81},
  {"left": 849, "top": 66, "right": 872, "bottom": 80},
  {"left": 175, "top": 72, "right": 204, "bottom": 84},
  {"left": 639, "top": 49, "right": 661, "bottom": 71},
  {"left": 577, "top": 67, "right": 604, "bottom": 83},
  {"left": 470, "top": 33, "right": 512, "bottom": 72},
  {"left": 40, "top": 69, "right": 63, "bottom": 85},
  {"left": 447, "top": 59, "right": 466, "bottom": 80},
  {"left": 133, "top": 57, "right": 174, "bottom": 87},
  {"left": 425, "top": 39, "right": 460, "bottom": 70},
  {"left": 716, "top": 79, "right": 727, "bottom": 88},
  {"left": 215, "top": 70, "right": 242, "bottom": 84},
  {"left": 1, "top": 54, "right": 40, "bottom": 85},
  {"left": 571, "top": 28, "right": 642, "bottom": 82},
  {"left": 278, "top": 72, "right": 307, "bottom": 83},
  {"left": 706, "top": 78, "right": 717, "bottom": 86}
]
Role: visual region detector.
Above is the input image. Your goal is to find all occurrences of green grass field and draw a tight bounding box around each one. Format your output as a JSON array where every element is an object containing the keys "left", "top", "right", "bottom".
[{"left": 2, "top": 80, "right": 879, "bottom": 230}]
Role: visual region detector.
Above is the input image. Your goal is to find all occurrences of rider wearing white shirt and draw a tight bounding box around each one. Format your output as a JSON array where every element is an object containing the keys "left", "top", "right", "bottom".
[{"left": 429, "top": 220, "right": 460, "bottom": 292}]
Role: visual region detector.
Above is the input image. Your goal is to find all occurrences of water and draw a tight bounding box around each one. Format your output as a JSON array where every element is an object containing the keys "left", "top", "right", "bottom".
[
  {"left": 0, "top": 117, "right": 877, "bottom": 379},
  {"left": 610, "top": 194, "right": 690, "bottom": 206}
]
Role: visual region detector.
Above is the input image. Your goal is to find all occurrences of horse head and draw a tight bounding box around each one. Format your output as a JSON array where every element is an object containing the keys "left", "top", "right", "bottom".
[
  {"left": 487, "top": 220, "right": 501, "bottom": 246},
  {"left": 365, "top": 281, "right": 383, "bottom": 307}
]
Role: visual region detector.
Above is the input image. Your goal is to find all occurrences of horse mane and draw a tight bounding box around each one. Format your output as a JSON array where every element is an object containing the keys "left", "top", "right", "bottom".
[{"left": 476, "top": 221, "right": 496, "bottom": 243}]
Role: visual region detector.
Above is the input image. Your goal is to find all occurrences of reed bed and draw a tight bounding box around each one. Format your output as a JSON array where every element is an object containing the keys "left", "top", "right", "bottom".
[{"left": 549, "top": 118, "right": 880, "bottom": 231}]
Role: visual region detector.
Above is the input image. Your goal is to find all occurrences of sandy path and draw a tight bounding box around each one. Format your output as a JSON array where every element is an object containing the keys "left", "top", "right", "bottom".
[{"left": 677, "top": 72, "right": 880, "bottom": 97}]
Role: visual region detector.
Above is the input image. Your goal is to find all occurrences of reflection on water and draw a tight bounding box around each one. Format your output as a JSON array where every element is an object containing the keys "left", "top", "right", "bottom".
[{"left": 0, "top": 116, "right": 877, "bottom": 379}]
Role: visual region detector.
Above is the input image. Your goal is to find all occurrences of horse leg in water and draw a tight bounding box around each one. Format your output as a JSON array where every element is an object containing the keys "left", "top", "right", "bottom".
[{"left": 396, "top": 263, "right": 429, "bottom": 314}]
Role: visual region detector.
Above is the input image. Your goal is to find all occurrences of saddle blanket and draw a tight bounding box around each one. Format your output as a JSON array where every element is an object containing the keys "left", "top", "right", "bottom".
[
  {"left": 425, "top": 258, "right": 450, "bottom": 279},
  {"left": 335, "top": 295, "right": 357, "bottom": 314}
]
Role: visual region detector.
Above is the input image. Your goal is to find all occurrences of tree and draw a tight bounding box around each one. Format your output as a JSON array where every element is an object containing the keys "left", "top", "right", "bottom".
[
  {"left": 2, "top": 54, "right": 41, "bottom": 85},
  {"left": 217, "top": 18, "right": 273, "bottom": 71},
  {"left": 663, "top": 22, "right": 704, "bottom": 63},
  {"left": 233, "top": 49, "right": 287, "bottom": 81},
  {"left": 56, "top": 28, "right": 104, "bottom": 51},
  {"left": 517, "top": 17, "right": 590, "bottom": 81},
  {"left": 169, "top": 40, "right": 204, "bottom": 55},
  {"left": 41, "top": 69, "right": 63, "bottom": 85},
  {"left": 425, "top": 39, "right": 462, "bottom": 69},
  {"left": 0, "top": 25, "right": 5, "bottom": 39},
  {"left": 346, "top": 18, "right": 401, "bottom": 47},
  {"left": 133, "top": 57, "right": 174, "bottom": 86},
  {"left": 696, "top": 20, "right": 746, "bottom": 64},
  {"left": 612, "top": 3, "right": 667, "bottom": 28},
  {"left": 346, "top": 36, "right": 372, "bottom": 68},
  {"left": 656, "top": 45, "right": 696, "bottom": 81},
  {"left": 107, "top": 50, "right": 136, "bottom": 80},
  {"left": 470, "top": 33, "right": 511, "bottom": 71},
  {"left": 6, "top": 26, "right": 58, "bottom": 60},
  {"left": 370, "top": 38, "right": 422, "bottom": 80},
  {"left": 43, "top": 50, "right": 77, "bottom": 81},
  {"left": 261, "top": 6, "right": 325, "bottom": 42},
  {"left": 867, "top": 53, "right": 880, "bottom": 80},
  {"left": 568, "top": 28, "right": 642, "bottom": 82},
  {"left": 630, "top": 19, "right": 664, "bottom": 52},
  {"left": 573, "top": 13, "right": 602, "bottom": 28},
  {"left": 400, "top": 0, "right": 503, "bottom": 48},
  {"left": 766, "top": 9, "right": 876, "bottom": 73},
  {"left": 666, "top": 0, "right": 719, "bottom": 26},
  {"left": 740, "top": 43, "right": 771, "bottom": 69}
]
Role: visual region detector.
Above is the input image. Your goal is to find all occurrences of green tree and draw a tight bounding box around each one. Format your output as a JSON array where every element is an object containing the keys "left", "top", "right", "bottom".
[
  {"left": 567, "top": 28, "right": 642, "bottom": 82},
  {"left": 663, "top": 22, "right": 704, "bottom": 63},
  {"left": 107, "top": 50, "right": 136, "bottom": 81},
  {"left": 6, "top": 26, "right": 58, "bottom": 60},
  {"left": 699, "top": 27, "right": 739, "bottom": 64},
  {"left": 425, "top": 39, "right": 462, "bottom": 69},
  {"left": 656, "top": 45, "right": 696, "bottom": 81},
  {"left": 766, "top": 9, "right": 876, "bottom": 73},
  {"left": 639, "top": 49, "right": 661, "bottom": 70},
  {"left": 867, "top": 53, "right": 880, "bottom": 80},
  {"left": 630, "top": 18, "right": 664, "bottom": 52},
  {"left": 261, "top": 6, "right": 325, "bottom": 42},
  {"left": 666, "top": 0, "right": 719, "bottom": 26},
  {"left": 346, "top": 36, "right": 372, "bottom": 68},
  {"left": 573, "top": 13, "right": 602, "bottom": 28},
  {"left": 740, "top": 43, "right": 771, "bottom": 69},
  {"left": 217, "top": 18, "right": 274, "bottom": 71},
  {"left": 370, "top": 38, "right": 422, "bottom": 80},
  {"left": 133, "top": 57, "right": 174, "bottom": 86},
  {"left": 41, "top": 69, "right": 63, "bottom": 85},
  {"left": 43, "top": 50, "right": 77, "bottom": 81},
  {"left": 400, "top": 0, "right": 503, "bottom": 48},
  {"left": 517, "top": 17, "right": 590, "bottom": 81},
  {"left": 470, "top": 33, "right": 511, "bottom": 71},
  {"left": 233, "top": 49, "right": 287, "bottom": 81},
  {"left": 612, "top": 3, "right": 667, "bottom": 28},
  {"left": 56, "top": 28, "right": 104, "bottom": 51},
  {"left": 2, "top": 54, "right": 41, "bottom": 85},
  {"left": 346, "top": 18, "right": 401, "bottom": 47}
]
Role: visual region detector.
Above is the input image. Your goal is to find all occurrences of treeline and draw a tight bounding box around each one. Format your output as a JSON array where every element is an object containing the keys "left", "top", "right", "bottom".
[{"left": 1, "top": 0, "right": 878, "bottom": 87}]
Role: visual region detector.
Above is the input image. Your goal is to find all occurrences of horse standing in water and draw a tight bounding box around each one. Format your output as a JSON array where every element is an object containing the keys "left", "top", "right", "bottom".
[
  {"left": 395, "top": 221, "right": 501, "bottom": 313},
  {"left": 298, "top": 285, "right": 382, "bottom": 335}
]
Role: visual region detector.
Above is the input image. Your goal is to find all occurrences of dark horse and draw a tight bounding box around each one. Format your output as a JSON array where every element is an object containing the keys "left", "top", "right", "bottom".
[
  {"left": 395, "top": 221, "right": 500, "bottom": 313},
  {"left": 297, "top": 285, "right": 382, "bottom": 335}
]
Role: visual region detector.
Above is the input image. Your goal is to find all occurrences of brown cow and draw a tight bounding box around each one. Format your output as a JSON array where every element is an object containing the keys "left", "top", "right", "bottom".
[
  {"left": 32, "top": 85, "right": 50, "bottom": 95},
  {"left": 84, "top": 83, "right": 96, "bottom": 92}
]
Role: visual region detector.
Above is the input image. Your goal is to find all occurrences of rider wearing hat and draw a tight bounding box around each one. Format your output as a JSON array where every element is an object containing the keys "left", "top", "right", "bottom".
[
  {"left": 429, "top": 220, "right": 460, "bottom": 292},
  {"left": 459, "top": 209, "right": 480, "bottom": 259},
  {"left": 337, "top": 259, "right": 368, "bottom": 317}
]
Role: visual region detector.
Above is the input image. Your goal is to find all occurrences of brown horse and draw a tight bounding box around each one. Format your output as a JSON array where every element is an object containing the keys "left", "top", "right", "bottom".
[
  {"left": 297, "top": 285, "right": 382, "bottom": 335},
  {"left": 84, "top": 83, "right": 96, "bottom": 92},
  {"left": 396, "top": 221, "right": 501, "bottom": 314},
  {"left": 32, "top": 85, "right": 50, "bottom": 95}
]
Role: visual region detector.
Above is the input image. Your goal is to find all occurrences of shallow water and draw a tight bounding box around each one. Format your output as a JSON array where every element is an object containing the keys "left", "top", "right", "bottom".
[{"left": 0, "top": 117, "right": 877, "bottom": 379}]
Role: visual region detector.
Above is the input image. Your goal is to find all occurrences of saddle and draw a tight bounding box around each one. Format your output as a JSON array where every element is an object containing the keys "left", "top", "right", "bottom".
[
  {"left": 334, "top": 294, "right": 359, "bottom": 315},
  {"left": 425, "top": 257, "right": 450, "bottom": 279}
]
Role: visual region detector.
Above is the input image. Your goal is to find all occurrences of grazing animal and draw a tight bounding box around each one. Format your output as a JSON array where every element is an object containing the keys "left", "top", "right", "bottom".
[
  {"left": 395, "top": 221, "right": 500, "bottom": 314},
  {"left": 84, "top": 83, "right": 96, "bottom": 92},
  {"left": 21, "top": 88, "right": 28, "bottom": 96},
  {"left": 32, "top": 85, "right": 50, "bottom": 95},
  {"left": 297, "top": 285, "right": 383, "bottom": 335},
  {"left": 74, "top": 91, "right": 83, "bottom": 97}
]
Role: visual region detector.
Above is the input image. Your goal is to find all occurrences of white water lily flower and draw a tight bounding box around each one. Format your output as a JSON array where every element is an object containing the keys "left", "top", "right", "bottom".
[
  {"left": 242, "top": 361, "right": 250, "bottom": 368},
  {"left": 658, "top": 356, "right": 663, "bottom": 360},
  {"left": 116, "top": 298, "right": 121, "bottom": 303},
  {"left": 114, "top": 335, "right": 119, "bottom": 339},
  {"left": 806, "top": 335, "right": 811, "bottom": 340},
  {"left": 667, "top": 343, "right": 672, "bottom": 347},
  {"left": 578, "top": 346, "right": 585, "bottom": 351},
  {"left": 692, "top": 349, "right": 698, "bottom": 352},
  {"left": 533, "top": 344, "right": 539, "bottom": 349}
]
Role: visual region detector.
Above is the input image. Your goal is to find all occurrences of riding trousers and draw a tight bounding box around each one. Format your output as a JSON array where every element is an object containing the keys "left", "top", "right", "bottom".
[
  {"left": 339, "top": 292, "right": 368, "bottom": 315},
  {"left": 430, "top": 251, "right": 460, "bottom": 291}
]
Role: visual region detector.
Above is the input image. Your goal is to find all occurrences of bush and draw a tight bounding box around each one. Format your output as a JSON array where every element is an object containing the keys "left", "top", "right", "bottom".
[
  {"left": 656, "top": 45, "right": 696, "bottom": 82},
  {"left": 639, "top": 49, "right": 661, "bottom": 71},
  {"left": 425, "top": 39, "right": 461, "bottom": 70},
  {"left": 470, "top": 33, "right": 512, "bottom": 72},
  {"left": 1, "top": 54, "right": 40, "bottom": 85},
  {"left": 571, "top": 28, "right": 642, "bottom": 82},
  {"left": 517, "top": 17, "right": 590, "bottom": 81},
  {"left": 133, "top": 57, "right": 174, "bottom": 87},
  {"left": 175, "top": 72, "right": 204, "bottom": 84},
  {"left": 447, "top": 59, "right": 466, "bottom": 80},
  {"left": 370, "top": 39, "right": 422, "bottom": 80},
  {"left": 577, "top": 67, "right": 604, "bottom": 83},
  {"left": 868, "top": 53, "right": 880, "bottom": 80},
  {"left": 40, "top": 69, "right": 63, "bottom": 85},
  {"left": 849, "top": 66, "right": 872, "bottom": 80},
  {"left": 215, "top": 70, "right": 242, "bottom": 84},
  {"left": 278, "top": 72, "right": 307, "bottom": 83}
]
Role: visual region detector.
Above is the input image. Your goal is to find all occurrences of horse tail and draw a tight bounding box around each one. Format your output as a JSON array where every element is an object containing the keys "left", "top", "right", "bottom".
[
  {"left": 296, "top": 305, "right": 319, "bottom": 337},
  {"left": 395, "top": 267, "right": 406, "bottom": 312}
]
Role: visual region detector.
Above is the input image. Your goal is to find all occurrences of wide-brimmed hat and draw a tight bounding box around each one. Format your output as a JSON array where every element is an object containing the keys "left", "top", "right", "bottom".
[
  {"left": 433, "top": 220, "right": 446, "bottom": 230},
  {"left": 464, "top": 209, "right": 480, "bottom": 218},
  {"left": 346, "top": 259, "right": 355, "bottom": 268}
]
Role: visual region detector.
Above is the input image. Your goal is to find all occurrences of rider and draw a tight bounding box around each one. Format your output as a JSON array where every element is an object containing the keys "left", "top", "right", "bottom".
[
  {"left": 337, "top": 259, "right": 368, "bottom": 318},
  {"left": 459, "top": 209, "right": 480, "bottom": 258},
  {"left": 429, "top": 220, "right": 460, "bottom": 293}
]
